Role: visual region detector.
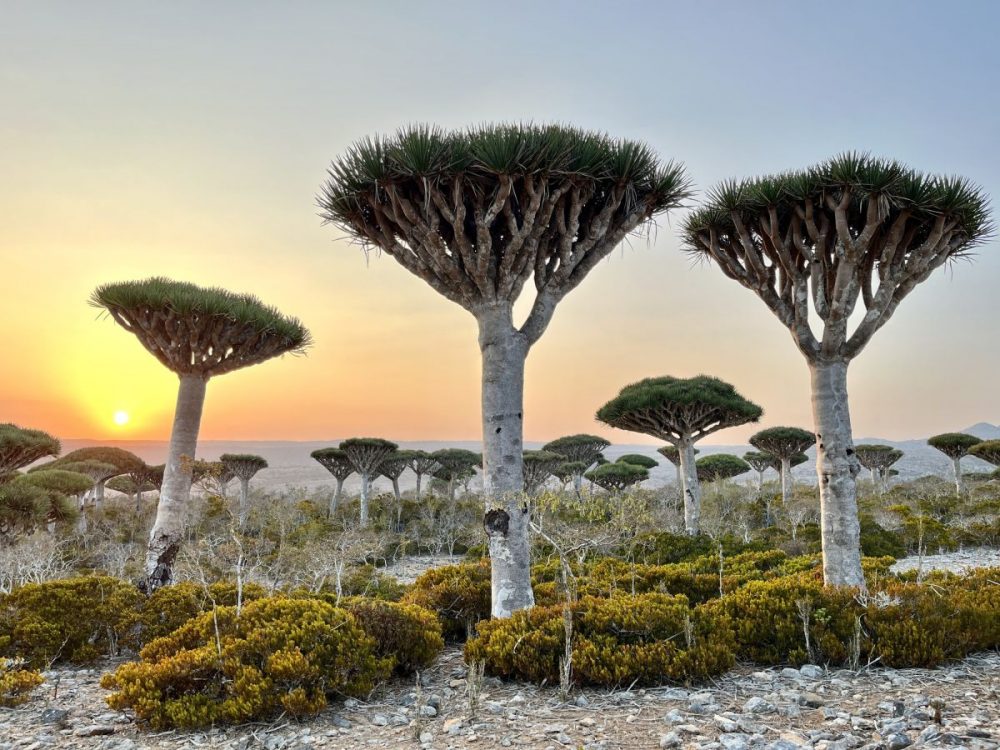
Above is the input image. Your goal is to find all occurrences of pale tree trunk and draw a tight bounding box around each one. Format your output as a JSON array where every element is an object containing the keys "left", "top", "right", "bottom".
[
  {"left": 94, "top": 481, "right": 106, "bottom": 509},
  {"left": 810, "top": 360, "right": 865, "bottom": 588},
  {"left": 780, "top": 456, "right": 793, "bottom": 510},
  {"left": 477, "top": 304, "right": 534, "bottom": 618},
  {"left": 414, "top": 473, "right": 423, "bottom": 501},
  {"left": 678, "top": 438, "right": 700, "bottom": 535},
  {"left": 359, "top": 474, "right": 370, "bottom": 528},
  {"left": 573, "top": 473, "right": 583, "bottom": 498},
  {"left": 953, "top": 456, "right": 964, "bottom": 495},
  {"left": 145, "top": 374, "right": 207, "bottom": 590},
  {"left": 391, "top": 478, "right": 401, "bottom": 502},
  {"left": 329, "top": 478, "right": 343, "bottom": 517},
  {"left": 238, "top": 477, "right": 250, "bottom": 526}
]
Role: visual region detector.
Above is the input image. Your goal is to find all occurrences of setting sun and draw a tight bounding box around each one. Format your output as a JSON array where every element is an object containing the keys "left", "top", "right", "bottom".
[{"left": 113, "top": 410, "right": 130, "bottom": 426}]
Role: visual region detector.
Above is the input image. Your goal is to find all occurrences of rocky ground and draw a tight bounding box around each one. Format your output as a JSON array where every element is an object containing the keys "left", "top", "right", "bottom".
[{"left": 1, "top": 550, "right": 997, "bottom": 750}]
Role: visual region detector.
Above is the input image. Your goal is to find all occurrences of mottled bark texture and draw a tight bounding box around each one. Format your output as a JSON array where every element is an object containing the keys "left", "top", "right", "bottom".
[
  {"left": 145, "top": 375, "right": 207, "bottom": 590},
  {"left": 685, "top": 156, "right": 989, "bottom": 587},
  {"left": 679, "top": 440, "right": 700, "bottom": 534}
]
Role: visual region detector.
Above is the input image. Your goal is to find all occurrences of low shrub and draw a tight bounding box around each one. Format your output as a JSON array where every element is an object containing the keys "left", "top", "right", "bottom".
[
  {"left": 0, "top": 576, "right": 142, "bottom": 667},
  {"left": 402, "top": 560, "right": 491, "bottom": 640},
  {"left": 0, "top": 658, "right": 44, "bottom": 707},
  {"left": 101, "top": 597, "right": 389, "bottom": 729},
  {"left": 466, "top": 593, "right": 734, "bottom": 687},
  {"left": 338, "top": 565, "right": 407, "bottom": 601},
  {"left": 337, "top": 597, "right": 444, "bottom": 674},
  {"left": 859, "top": 515, "right": 907, "bottom": 559},
  {"left": 621, "top": 532, "right": 765, "bottom": 565}
]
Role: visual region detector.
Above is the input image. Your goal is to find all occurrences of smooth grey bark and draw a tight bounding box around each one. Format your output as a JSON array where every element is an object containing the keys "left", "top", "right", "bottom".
[
  {"left": 678, "top": 438, "right": 701, "bottom": 535},
  {"left": 810, "top": 360, "right": 865, "bottom": 588},
  {"left": 359, "top": 474, "right": 371, "bottom": 528},
  {"left": 238, "top": 477, "right": 250, "bottom": 526},
  {"left": 145, "top": 374, "right": 207, "bottom": 590},
  {"left": 952, "top": 456, "right": 965, "bottom": 496},
  {"left": 414, "top": 472, "right": 423, "bottom": 501},
  {"left": 477, "top": 304, "right": 534, "bottom": 618},
  {"left": 780, "top": 456, "right": 793, "bottom": 509},
  {"left": 329, "top": 477, "right": 344, "bottom": 518}
]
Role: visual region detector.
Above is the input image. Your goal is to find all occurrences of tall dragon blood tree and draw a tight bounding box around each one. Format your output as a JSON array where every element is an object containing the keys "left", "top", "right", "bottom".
[
  {"left": 339, "top": 438, "right": 397, "bottom": 528},
  {"left": 749, "top": 427, "right": 814, "bottom": 509},
  {"left": 319, "top": 124, "right": 691, "bottom": 617},
  {"left": 91, "top": 278, "right": 310, "bottom": 590},
  {"left": 543, "top": 434, "right": 610, "bottom": 496},
  {"left": 927, "top": 433, "right": 982, "bottom": 495},
  {"left": 219, "top": 454, "right": 268, "bottom": 525},
  {"left": 855, "top": 444, "right": 903, "bottom": 494},
  {"left": 683, "top": 154, "right": 991, "bottom": 586},
  {"left": 596, "top": 376, "right": 762, "bottom": 535},
  {"left": 310, "top": 448, "right": 355, "bottom": 517},
  {"left": 407, "top": 450, "right": 441, "bottom": 501}
]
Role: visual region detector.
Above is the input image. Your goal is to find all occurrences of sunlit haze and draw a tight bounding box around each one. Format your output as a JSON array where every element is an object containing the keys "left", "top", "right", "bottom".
[{"left": 2, "top": 1, "right": 998, "bottom": 447}]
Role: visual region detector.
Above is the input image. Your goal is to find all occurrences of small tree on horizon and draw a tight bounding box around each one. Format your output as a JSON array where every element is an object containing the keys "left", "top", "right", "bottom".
[
  {"left": 522, "top": 450, "right": 563, "bottom": 495},
  {"left": 927, "top": 432, "right": 982, "bottom": 495},
  {"left": 543, "top": 434, "right": 610, "bottom": 495},
  {"left": 310, "top": 448, "right": 355, "bottom": 517},
  {"left": 321, "top": 124, "right": 691, "bottom": 619},
  {"left": 431, "top": 448, "right": 481, "bottom": 503},
  {"left": 743, "top": 451, "right": 778, "bottom": 488},
  {"left": 220, "top": 454, "right": 268, "bottom": 526},
  {"left": 91, "top": 277, "right": 310, "bottom": 590},
  {"left": 684, "top": 153, "right": 991, "bottom": 587},
  {"left": 749, "top": 426, "right": 815, "bottom": 516},
  {"left": 584, "top": 462, "right": 648, "bottom": 494},
  {"left": 338, "top": 438, "right": 398, "bottom": 528},
  {"left": 695, "top": 454, "right": 751, "bottom": 483},
  {"left": 597, "top": 376, "right": 762, "bottom": 535},
  {"left": 47, "top": 447, "right": 143, "bottom": 508},
  {"left": 406, "top": 450, "right": 441, "bottom": 502},
  {"left": 855, "top": 444, "right": 904, "bottom": 494}
]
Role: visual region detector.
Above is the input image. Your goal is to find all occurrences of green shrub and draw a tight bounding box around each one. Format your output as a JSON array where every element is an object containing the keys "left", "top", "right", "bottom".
[
  {"left": 337, "top": 597, "right": 444, "bottom": 674},
  {"left": 338, "top": 565, "right": 407, "bottom": 601},
  {"left": 101, "top": 597, "right": 390, "bottom": 729},
  {"left": 621, "top": 532, "right": 764, "bottom": 564},
  {"left": 0, "top": 576, "right": 142, "bottom": 667},
  {"left": 466, "top": 593, "right": 733, "bottom": 687},
  {"left": 0, "top": 658, "right": 44, "bottom": 707},
  {"left": 859, "top": 515, "right": 906, "bottom": 558},
  {"left": 402, "top": 560, "right": 491, "bottom": 640}
]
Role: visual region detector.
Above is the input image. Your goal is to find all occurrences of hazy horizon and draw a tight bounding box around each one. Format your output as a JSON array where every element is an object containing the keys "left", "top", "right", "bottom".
[{"left": 3, "top": 1, "right": 998, "bottom": 446}]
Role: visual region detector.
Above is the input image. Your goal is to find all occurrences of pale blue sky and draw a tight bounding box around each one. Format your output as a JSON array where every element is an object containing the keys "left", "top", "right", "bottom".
[{"left": 2, "top": 1, "right": 998, "bottom": 442}]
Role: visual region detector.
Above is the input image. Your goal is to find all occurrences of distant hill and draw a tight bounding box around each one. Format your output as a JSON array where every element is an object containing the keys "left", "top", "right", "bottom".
[{"left": 53, "top": 424, "right": 1000, "bottom": 495}]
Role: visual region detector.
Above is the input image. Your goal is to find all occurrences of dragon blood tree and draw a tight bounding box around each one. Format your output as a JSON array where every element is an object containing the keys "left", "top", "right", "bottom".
[
  {"left": 521, "top": 450, "right": 562, "bottom": 495},
  {"left": 584, "top": 461, "right": 648, "bottom": 494},
  {"left": 49, "top": 447, "right": 143, "bottom": 508},
  {"left": 310, "top": 448, "right": 355, "bottom": 517},
  {"left": 749, "top": 426, "right": 814, "bottom": 510},
  {"left": 91, "top": 278, "right": 310, "bottom": 590},
  {"left": 20, "top": 469, "right": 89, "bottom": 528},
  {"left": 684, "top": 154, "right": 991, "bottom": 586},
  {"left": 320, "top": 124, "right": 691, "bottom": 618},
  {"left": 431, "top": 448, "right": 481, "bottom": 503},
  {"left": 219, "top": 454, "right": 268, "bottom": 525},
  {"left": 597, "top": 376, "right": 762, "bottom": 535},
  {"left": 618, "top": 454, "right": 659, "bottom": 470},
  {"left": 0, "top": 424, "right": 60, "bottom": 480},
  {"left": 407, "top": 450, "right": 441, "bottom": 501},
  {"left": 743, "top": 451, "right": 778, "bottom": 488},
  {"left": 927, "top": 432, "right": 982, "bottom": 495},
  {"left": 543, "top": 434, "right": 610, "bottom": 495},
  {"left": 380, "top": 450, "right": 415, "bottom": 527},
  {"left": 658, "top": 444, "right": 699, "bottom": 495},
  {"left": 854, "top": 444, "right": 903, "bottom": 494},
  {"left": 968, "top": 440, "right": 1000, "bottom": 470},
  {"left": 338, "top": 438, "right": 397, "bottom": 528},
  {"left": 695, "top": 454, "right": 751, "bottom": 483}
]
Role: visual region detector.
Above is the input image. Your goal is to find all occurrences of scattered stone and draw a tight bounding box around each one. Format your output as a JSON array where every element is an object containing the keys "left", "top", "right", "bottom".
[
  {"left": 39, "top": 709, "right": 70, "bottom": 726},
  {"left": 74, "top": 725, "right": 115, "bottom": 737},
  {"left": 743, "top": 696, "right": 776, "bottom": 714},
  {"left": 886, "top": 733, "right": 912, "bottom": 750},
  {"left": 800, "top": 664, "right": 824, "bottom": 679},
  {"left": 660, "top": 732, "right": 682, "bottom": 748}
]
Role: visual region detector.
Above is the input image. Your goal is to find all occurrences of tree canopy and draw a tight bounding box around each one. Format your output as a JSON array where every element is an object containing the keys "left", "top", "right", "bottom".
[
  {"left": 49, "top": 448, "right": 143, "bottom": 481},
  {"left": 617, "top": 454, "right": 659, "bottom": 469},
  {"left": 320, "top": 124, "right": 692, "bottom": 318},
  {"left": 542, "top": 434, "right": 610, "bottom": 466},
  {"left": 749, "top": 427, "right": 814, "bottom": 459},
  {"left": 696, "top": 454, "right": 751, "bottom": 482},
  {"left": 855, "top": 444, "right": 904, "bottom": 471},
  {"left": 683, "top": 153, "right": 992, "bottom": 361},
  {"left": 657, "top": 445, "right": 699, "bottom": 466},
  {"left": 927, "top": 433, "right": 983, "bottom": 459},
  {"left": 220, "top": 454, "right": 269, "bottom": 481},
  {"left": 584, "top": 462, "right": 648, "bottom": 493},
  {"left": 743, "top": 451, "right": 779, "bottom": 473},
  {"left": 521, "top": 450, "right": 562, "bottom": 493},
  {"left": 596, "top": 376, "right": 762, "bottom": 443},
  {"left": 90, "top": 278, "right": 311, "bottom": 377},
  {"left": 339, "top": 438, "right": 399, "bottom": 475},
  {"left": 431, "top": 448, "right": 481, "bottom": 480},
  {"left": 0, "top": 424, "right": 61, "bottom": 477},
  {"left": 969, "top": 440, "right": 1000, "bottom": 467},
  {"left": 310, "top": 448, "right": 355, "bottom": 481}
]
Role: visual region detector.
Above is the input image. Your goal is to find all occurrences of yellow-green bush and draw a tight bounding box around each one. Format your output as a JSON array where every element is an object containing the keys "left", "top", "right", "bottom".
[
  {"left": 703, "top": 575, "right": 860, "bottom": 666},
  {"left": 466, "top": 593, "right": 734, "bottom": 687},
  {"left": 402, "top": 560, "right": 491, "bottom": 640},
  {"left": 0, "top": 576, "right": 142, "bottom": 667},
  {"left": 337, "top": 597, "right": 443, "bottom": 674},
  {"left": 0, "top": 658, "right": 44, "bottom": 707},
  {"left": 101, "top": 596, "right": 390, "bottom": 729}
]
